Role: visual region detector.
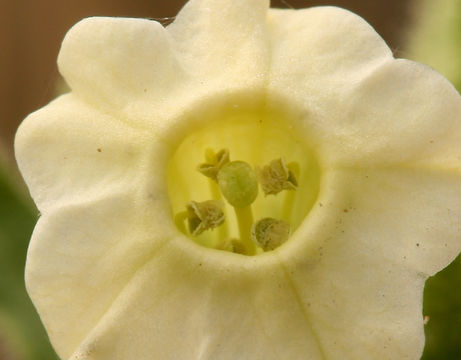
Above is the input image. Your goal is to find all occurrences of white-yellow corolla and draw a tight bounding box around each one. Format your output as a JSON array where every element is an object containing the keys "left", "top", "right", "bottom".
[{"left": 15, "top": 0, "right": 461, "bottom": 359}]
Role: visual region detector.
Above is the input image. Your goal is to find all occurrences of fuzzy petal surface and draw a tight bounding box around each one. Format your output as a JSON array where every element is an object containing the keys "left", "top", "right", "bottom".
[
  {"left": 15, "top": 95, "right": 150, "bottom": 211},
  {"left": 267, "top": 7, "right": 461, "bottom": 166},
  {"left": 15, "top": 1, "right": 461, "bottom": 360},
  {"left": 278, "top": 167, "right": 461, "bottom": 359}
]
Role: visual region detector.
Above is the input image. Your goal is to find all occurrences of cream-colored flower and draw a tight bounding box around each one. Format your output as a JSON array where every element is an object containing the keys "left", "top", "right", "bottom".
[{"left": 15, "top": 0, "right": 461, "bottom": 359}]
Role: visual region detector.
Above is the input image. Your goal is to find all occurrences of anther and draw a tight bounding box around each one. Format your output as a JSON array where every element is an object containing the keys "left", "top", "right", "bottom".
[
  {"left": 251, "top": 217, "right": 291, "bottom": 251},
  {"left": 257, "top": 158, "right": 298, "bottom": 196},
  {"left": 186, "top": 200, "right": 225, "bottom": 236},
  {"left": 198, "top": 148, "right": 230, "bottom": 181}
]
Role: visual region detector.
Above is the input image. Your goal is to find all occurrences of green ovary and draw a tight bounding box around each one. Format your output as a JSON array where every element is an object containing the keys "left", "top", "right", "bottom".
[{"left": 167, "top": 106, "right": 321, "bottom": 255}]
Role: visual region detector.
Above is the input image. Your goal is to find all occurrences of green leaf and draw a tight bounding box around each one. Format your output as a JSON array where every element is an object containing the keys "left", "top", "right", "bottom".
[
  {"left": 422, "top": 253, "right": 461, "bottom": 359},
  {"left": 0, "top": 164, "right": 58, "bottom": 360},
  {"left": 406, "top": 0, "right": 461, "bottom": 92}
]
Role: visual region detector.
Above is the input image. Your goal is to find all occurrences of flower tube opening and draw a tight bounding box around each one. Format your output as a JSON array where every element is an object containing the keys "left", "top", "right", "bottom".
[{"left": 167, "top": 104, "right": 321, "bottom": 255}]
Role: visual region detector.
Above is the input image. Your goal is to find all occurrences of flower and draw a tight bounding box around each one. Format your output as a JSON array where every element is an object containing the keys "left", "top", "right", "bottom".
[{"left": 15, "top": 0, "right": 461, "bottom": 359}]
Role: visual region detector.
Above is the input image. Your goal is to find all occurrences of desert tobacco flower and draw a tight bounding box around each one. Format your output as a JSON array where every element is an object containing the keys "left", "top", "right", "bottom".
[{"left": 15, "top": 0, "right": 461, "bottom": 359}]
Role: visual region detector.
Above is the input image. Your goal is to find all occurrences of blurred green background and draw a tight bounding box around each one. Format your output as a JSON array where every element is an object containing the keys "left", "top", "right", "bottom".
[{"left": 0, "top": 0, "right": 460, "bottom": 359}]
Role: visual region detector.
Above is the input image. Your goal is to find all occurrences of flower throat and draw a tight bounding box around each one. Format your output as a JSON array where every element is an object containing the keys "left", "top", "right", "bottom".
[{"left": 166, "top": 107, "right": 321, "bottom": 256}]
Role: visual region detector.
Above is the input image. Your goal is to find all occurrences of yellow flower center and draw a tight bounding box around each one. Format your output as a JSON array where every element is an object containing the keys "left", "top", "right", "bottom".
[{"left": 167, "top": 104, "right": 321, "bottom": 255}]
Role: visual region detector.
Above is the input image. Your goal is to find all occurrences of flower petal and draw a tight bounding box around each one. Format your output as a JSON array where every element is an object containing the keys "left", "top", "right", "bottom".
[
  {"left": 58, "top": 17, "right": 183, "bottom": 118},
  {"left": 328, "top": 60, "right": 461, "bottom": 166},
  {"left": 267, "top": 7, "right": 461, "bottom": 166},
  {"left": 25, "top": 191, "right": 175, "bottom": 359},
  {"left": 15, "top": 94, "right": 149, "bottom": 211},
  {"left": 267, "top": 6, "right": 392, "bottom": 115},
  {"left": 65, "top": 243, "right": 326, "bottom": 360},
  {"left": 168, "top": 0, "right": 270, "bottom": 92},
  {"left": 17, "top": 3, "right": 461, "bottom": 360},
  {"left": 278, "top": 167, "right": 461, "bottom": 359},
  {"left": 58, "top": 1, "right": 271, "bottom": 129}
]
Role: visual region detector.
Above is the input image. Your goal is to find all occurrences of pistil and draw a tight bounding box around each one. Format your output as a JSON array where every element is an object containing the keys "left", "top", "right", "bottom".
[
  {"left": 217, "top": 160, "right": 258, "bottom": 255},
  {"left": 234, "top": 206, "right": 257, "bottom": 255}
]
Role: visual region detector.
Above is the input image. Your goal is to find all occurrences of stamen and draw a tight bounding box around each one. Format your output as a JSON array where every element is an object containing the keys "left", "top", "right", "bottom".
[
  {"left": 185, "top": 200, "right": 225, "bottom": 236},
  {"left": 251, "top": 217, "right": 291, "bottom": 251},
  {"left": 217, "top": 238, "right": 246, "bottom": 254},
  {"left": 234, "top": 205, "right": 257, "bottom": 255},
  {"left": 283, "top": 161, "right": 300, "bottom": 220},
  {"left": 176, "top": 149, "right": 302, "bottom": 254},
  {"left": 231, "top": 239, "right": 246, "bottom": 254},
  {"left": 174, "top": 211, "right": 188, "bottom": 235},
  {"left": 198, "top": 148, "right": 230, "bottom": 181},
  {"left": 257, "top": 158, "right": 298, "bottom": 196}
]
